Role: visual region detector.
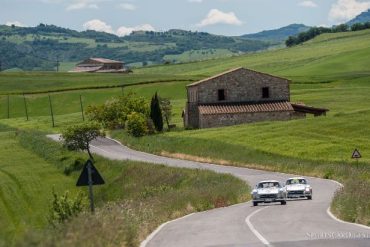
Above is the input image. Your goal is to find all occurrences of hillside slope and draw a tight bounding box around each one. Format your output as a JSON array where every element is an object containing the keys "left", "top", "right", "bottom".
[
  {"left": 0, "top": 24, "right": 268, "bottom": 71},
  {"left": 240, "top": 24, "right": 310, "bottom": 43},
  {"left": 347, "top": 9, "right": 370, "bottom": 25},
  {"left": 137, "top": 29, "right": 370, "bottom": 83}
]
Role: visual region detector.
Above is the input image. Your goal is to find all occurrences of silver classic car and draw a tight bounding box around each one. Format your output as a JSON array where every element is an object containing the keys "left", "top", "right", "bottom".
[
  {"left": 251, "top": 180, "right": 287, "bottom": 206},
  {"left": 285, "top": 177, "right": 312, "bottom": 200}
]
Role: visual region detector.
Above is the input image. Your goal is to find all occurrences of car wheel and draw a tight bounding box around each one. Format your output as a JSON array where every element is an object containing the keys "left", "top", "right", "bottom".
[
  {"left": 281, "top": 201, "right": 286, "bottom": 205},
  {"left": 307, "top": 196, "right": 312, "bottom": 200},
  {"left": 253, "top": 201, "right": 258, "bottom": 206}
]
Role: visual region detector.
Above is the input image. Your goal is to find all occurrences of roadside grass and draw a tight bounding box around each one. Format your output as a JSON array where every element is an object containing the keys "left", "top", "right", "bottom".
[
  {"left": 0, "top": 127, "right": 76, "bottom": 246},
  {"left": 12, "top": 130, "right": 249, "bottom": 247}
]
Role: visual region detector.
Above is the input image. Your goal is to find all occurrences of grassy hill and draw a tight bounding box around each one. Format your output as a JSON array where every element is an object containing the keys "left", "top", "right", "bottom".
[{"left": 0, "top": 24, "right": 269, "bottom": 71}]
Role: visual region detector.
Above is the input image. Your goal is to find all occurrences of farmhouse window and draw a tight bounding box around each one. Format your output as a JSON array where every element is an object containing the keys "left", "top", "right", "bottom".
[
  {"left": 262, "top": 87, "right": 270, "bottom": 98},
  {"left": 218, "top": 89, "right": 226, "bottom": 101}
]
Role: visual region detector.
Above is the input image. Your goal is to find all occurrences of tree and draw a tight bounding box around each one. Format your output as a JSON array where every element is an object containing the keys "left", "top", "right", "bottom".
[
  {"left": 150, "top": 92, "right": 163, "bottom": 132},
  {"left": 160, "top": 97, "right": 173, "bottom": 130},
  {"left": 62, "top": 122, "right": 105, "bottom": 161}
]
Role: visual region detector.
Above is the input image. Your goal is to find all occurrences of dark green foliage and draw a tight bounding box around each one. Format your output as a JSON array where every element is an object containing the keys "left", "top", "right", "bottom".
[
  {"left": 62, "top": 122, "right": 105, "bottom": 160},
  {"left": 150, "top": 92, "right": 163, "bottom": 132},
  {"left": 351, "top": 22, "right": 370, "bottom": 31},
  {"left": 286, "top": 26, "right": 332, "bottom": 47}
]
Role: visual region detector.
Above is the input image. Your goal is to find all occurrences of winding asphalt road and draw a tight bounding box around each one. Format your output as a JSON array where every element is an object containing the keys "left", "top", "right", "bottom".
[{"left": 49, "top": 135, "right": 370, "bottom": 246}]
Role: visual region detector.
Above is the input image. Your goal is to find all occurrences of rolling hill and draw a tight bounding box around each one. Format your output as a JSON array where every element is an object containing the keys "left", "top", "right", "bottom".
[
  {"left": 0, "top": 24, "right": 269, "bottom": 71},
  {"left": 240, "top": 24, "right": 310, "bottom": 43},
  {"left": 347, "top": 9, "right": 370, "bottom": 25}
]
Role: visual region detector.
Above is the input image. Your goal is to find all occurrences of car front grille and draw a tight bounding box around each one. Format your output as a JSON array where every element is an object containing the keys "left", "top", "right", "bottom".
[
  {"left": 260, "top": 194, "right": 277, "bottom": 199},
  {"left": 288, "top": 191, "right": 304, "bottom": 195}
]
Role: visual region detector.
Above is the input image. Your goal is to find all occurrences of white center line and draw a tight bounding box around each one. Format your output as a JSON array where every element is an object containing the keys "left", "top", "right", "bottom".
[{"left": 245, "top": 206, "right": 271, "bottom": 246}]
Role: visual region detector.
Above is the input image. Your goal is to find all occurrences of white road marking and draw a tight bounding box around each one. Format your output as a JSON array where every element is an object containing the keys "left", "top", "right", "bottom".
[
  {"left": 245, "top": 206, "right": 271, "bottom": 246},
  {"left": 140, "top": 213, "right": 194, "bottom": 247},
  {"left": 326, "top": 207, "right": 370, "bottom": 230}
]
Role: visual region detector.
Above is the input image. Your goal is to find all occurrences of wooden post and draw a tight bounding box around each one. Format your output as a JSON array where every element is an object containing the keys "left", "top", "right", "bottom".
[
  {"left": 121, "top": 86, "right": 124, "bottom": 96},
  {"left": 23, "top": 93, "right": 29, "bottom": 121},
  {"left": 48, "top": 94, "right": 55, "bottom": 127},
  {"left": 80, "top": 95, "right": 85, "bottom": 121},
  {"left": 7, "top": 95, "right": 9, "bottom": 119}
]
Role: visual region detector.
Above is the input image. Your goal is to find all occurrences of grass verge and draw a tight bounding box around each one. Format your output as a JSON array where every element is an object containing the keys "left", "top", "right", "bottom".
[{"left": 4, "top": 130, "right": 249, "bottom": 246}]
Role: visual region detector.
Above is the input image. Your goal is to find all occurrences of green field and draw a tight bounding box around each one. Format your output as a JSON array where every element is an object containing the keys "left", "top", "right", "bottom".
[{"left": 0, "top": 28, "right": 370, "bottom": 245}]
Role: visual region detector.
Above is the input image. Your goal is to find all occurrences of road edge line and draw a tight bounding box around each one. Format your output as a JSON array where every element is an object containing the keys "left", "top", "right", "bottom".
[
  {"left": 140, "top": 213, "right": 194, "bottom": 247},
  {"left": 245, "top": 207, "right": 270, "bottom": 246}
]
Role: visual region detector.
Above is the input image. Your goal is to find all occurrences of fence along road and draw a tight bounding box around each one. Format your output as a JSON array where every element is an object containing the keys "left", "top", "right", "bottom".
[{"left": 48, "top": 135, "right": 370, "bottom": 247}]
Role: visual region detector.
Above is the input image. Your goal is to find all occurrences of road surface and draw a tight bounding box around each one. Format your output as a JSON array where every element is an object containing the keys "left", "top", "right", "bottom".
[{"left": 48, "top": 135, "right": 370, "bottom": 246}]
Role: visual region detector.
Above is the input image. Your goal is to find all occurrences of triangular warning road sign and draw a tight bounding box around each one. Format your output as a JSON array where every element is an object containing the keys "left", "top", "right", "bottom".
[
  {"left": 76, "top": 160, "right": 105, "bottom": 187},
  {"left": 351, "top": 149, "right": 362, "bottom": 159}
]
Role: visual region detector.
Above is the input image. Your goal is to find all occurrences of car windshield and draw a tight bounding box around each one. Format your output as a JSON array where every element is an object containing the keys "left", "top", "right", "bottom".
[
  {"left": 258, "top": 182, "right": 280, "bottom": 188},
  {"left": 286, "top": 179, "right": 306, "bottom": 185}
]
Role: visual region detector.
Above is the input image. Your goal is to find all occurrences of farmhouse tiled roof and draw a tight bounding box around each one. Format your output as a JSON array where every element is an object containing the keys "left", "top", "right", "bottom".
[
  {"left": 187, "top": 67, "right": 290, "bottom": 87},
  {"left": 90, "top": 58, "right": 123, "bottom": 64},
  {"left": 198, "top": 101, "right": 294, "bottom": 115}
]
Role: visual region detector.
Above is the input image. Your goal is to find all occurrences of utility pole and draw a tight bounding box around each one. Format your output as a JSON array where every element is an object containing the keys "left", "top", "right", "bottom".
[
  {"left": 56, "top": 56, "right": 60, "bottom": 72},
  {"left": 23, "top": 93, "right": 29, "bottom": 121},
  {"left": 48, "top": 94, "right": 55, "bottom": 127},
  {"left": 79, "top": 95, "right": 85, "bottom": 121}
]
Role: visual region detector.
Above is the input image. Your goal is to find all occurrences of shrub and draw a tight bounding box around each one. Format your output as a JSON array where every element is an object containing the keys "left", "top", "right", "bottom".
[
  {"left": 63, "top": 157, "right": 85, "bottom": 176},
  {"left": 126, "top": 112, "right": 148, "bottom": 137},
  {"left": 86, "top": 93, "right": 149, "bottom": 130},
  {"left": 48, "top": 190, "right": 86, "bottom": 226}
]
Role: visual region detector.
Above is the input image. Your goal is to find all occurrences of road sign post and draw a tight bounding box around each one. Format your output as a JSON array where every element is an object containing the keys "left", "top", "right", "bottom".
[
  {"left": 76, "top": 160, "right": 105, "bottom": 214},
  {"left": 351, "top": 149, "right": 362, "bottom": 166}
]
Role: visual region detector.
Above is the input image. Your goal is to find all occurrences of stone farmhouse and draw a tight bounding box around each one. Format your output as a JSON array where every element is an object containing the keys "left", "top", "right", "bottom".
[
  {"left": 183, "top": 67, "right": 328, "bottom": 129},
  {"left": 70, "top": 58, "right": 126, "bottom": 73}
]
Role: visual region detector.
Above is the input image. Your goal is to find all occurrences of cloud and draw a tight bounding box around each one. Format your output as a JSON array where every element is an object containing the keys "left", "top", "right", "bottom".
[
  {"left": 83, "top": 19, "right": 114, "bottom": 33},
  {"left": 188, "top": 0, "right": 203, "bottom": 2},
  {"left": 116, "top": 24, "right": 155, "bottom": 36},
  {"left": 329, "top": 0, "right": 370, "bottom": 23},
  {"left": 119, "top": 3, "right": 137, "bottom": 11},
  {"left": 5, "top": 21, "right": 27, "bottom": 27},
  {"left": 197, "top": 9, "right": 242, "bottom": 27},
  {"left": 83, "top": 19, "right": 155, "bottom": 36},
  {"left": 299, "top": 1, "right": 318, "bottom": 8},
  {"left": 66, "top": 0, "right": 101, "bottom": 11}
]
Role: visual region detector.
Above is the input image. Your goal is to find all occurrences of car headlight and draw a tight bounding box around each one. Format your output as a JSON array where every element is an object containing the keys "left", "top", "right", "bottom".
[{"left": 305, "top": 187, "right": 311, "bottom": 192}]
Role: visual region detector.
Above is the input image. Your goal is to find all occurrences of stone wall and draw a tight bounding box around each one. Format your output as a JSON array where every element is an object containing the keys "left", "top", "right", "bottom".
[
  {"left": 185, "top": 102, "right": 199, "bottom": 128},
  {"left": 192, "top": 68, "right": 290, "bottom": 104},
  {"left": 199, "top": 111, "right": 304, "bottom": 129}
]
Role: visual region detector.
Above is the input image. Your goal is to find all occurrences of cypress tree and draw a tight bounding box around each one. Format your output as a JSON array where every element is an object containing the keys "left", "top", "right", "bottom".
[{"left": 150, "top": 92, "right": 163, "bottom": 132}]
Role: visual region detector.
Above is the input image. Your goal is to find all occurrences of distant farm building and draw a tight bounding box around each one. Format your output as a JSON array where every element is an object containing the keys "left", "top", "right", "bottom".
[
  {"left": 70, "top": 58, "right": 127, "bottom": 73},
  {"left": 183, "top": 67, "right": 328, "bottom": 129}
]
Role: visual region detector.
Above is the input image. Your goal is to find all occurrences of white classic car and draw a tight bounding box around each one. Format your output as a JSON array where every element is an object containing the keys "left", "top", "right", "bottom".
[
  {"left": 284, "top": 177, "right": 312, "bottom": 200},
  {"left": 251, "top": 180, "right": 287, "bottom": 206}
]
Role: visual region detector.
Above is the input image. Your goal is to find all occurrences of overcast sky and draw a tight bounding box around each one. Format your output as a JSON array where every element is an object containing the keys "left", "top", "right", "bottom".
[{"left": 1, "top": 0, "right": 370, "bottom": 36}]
